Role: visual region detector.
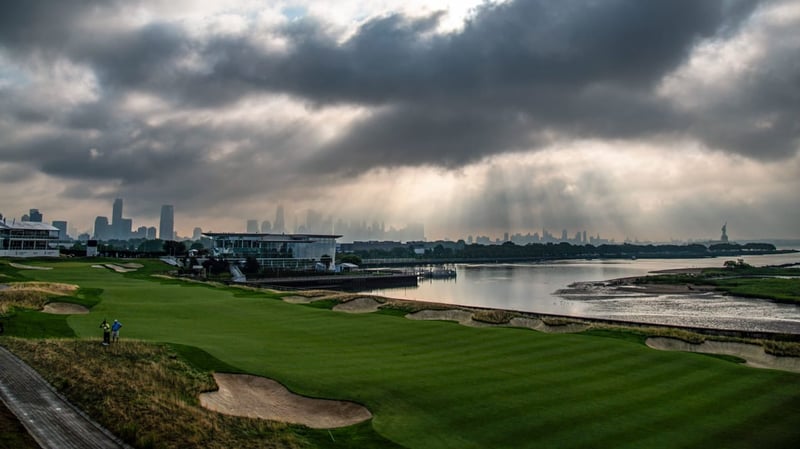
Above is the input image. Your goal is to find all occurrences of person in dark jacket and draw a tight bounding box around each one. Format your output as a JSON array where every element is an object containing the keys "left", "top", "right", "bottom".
[{"left": 100, "top": 319, "right": 111, "bottom": 345}]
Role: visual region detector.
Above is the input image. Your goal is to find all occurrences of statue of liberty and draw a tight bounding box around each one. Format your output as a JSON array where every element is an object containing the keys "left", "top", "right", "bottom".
[{"left": 720, "top": 222, "right": 728, "bottom": 242}]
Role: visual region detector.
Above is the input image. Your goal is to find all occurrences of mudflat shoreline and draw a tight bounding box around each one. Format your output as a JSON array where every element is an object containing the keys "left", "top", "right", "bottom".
[{"left": 557, "top": 270, "right": 718, "bottom": 297}]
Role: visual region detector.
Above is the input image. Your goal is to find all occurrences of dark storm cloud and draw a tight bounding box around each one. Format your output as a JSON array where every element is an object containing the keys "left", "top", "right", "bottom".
[
  {"left": 307, "top": 105, "right": 543, "bottom": 172},
  {"left": 177, "top": 13, "right": 444, "bottom": 107},
  {"left": 0, "top": 1, "right": 139, "bottom": 56},
  {"left": 249, "top": 0, "right": 791, "bottom": 168},
  {"left": 80, "top": 23, "right": 189, "bottom": 91},
  {"left": 196, "top": 0, "right": 769, "bottom": 171},
  {"left": 1, "top": 91, "right": 302, "bottom": 187},
  {"left": 1, "top": 0, "right": 795, "bottom": 193},
  {"left": 0, "top": 0, "right": 95, "bottom": 49},
  {"left": 198, "top": 0, "right": 755, "bottom": 104},
  {"left": 685, "top": 38, "right": 800, "bottom": 160}
]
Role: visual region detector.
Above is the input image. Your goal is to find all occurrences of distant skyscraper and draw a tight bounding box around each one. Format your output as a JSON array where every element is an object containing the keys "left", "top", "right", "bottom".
[
  {"left": 159, "top": 205, "right": 174, "bottom": 240},
  {"left": 52, "top": 220, "right": 68, "bottom": 239},
  {"left": 193, "top": 227, "right": 203, "bottom": 240},
  {"left": 246, "top": 219, "right": 259, "bottom": 233},
  {"left": 110, "top": 198, "right": 131, "bottom": 239},
  {"left": 112, "top": 199, "right": 121, "bottom": 239},
  {"left": 28, "top": 209, "right": 43, "bottom": 222},
  {"left": 261, "top": 220, "right": 272, "bottom": 233},
  {"left": 146, "top": 227, "right": 157, "bottom": 240},
  {"left": 94, "top": 216, "right": 110, "bottom": 240},
  {"left": 274, "top": 205, "right": 285, "bottom": 233},
  {"left": 112, "top": 198, "right": 123, "bottom": 226},
  {"left": 121, "top": 218, "right": 132, "bottom": 238}
]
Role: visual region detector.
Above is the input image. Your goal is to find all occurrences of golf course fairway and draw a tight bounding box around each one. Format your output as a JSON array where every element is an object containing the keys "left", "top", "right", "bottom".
[{"left": 3, "top": 259, "right": 800, "bottom": 449}]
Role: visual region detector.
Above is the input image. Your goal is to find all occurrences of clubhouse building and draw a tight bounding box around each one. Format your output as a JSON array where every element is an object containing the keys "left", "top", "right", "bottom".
[
  {"left": 0, "top": 221, "right": 60, "bottom": 258},
  {"left": 203, "top": 232, "right": 340, "bottom": 270}
]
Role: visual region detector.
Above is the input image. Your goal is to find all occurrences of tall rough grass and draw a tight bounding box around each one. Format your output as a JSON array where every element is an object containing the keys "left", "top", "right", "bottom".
[
  {"left": 0, "top": 282, "right": 79, "bottom": 315},
  {"left": 0, "top": 338, "right": 306, "bottom": 449},
  {"left": 472, "top": 309, "right": 516, "bottom": 324},
  {"left": 762, "top": 339, "right": 800, "bottom": 357}
]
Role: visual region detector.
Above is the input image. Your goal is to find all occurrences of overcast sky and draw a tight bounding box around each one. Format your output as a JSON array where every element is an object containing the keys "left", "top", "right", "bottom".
[{"left": 1, "top": 0, "right": 798, "bottom": 242}]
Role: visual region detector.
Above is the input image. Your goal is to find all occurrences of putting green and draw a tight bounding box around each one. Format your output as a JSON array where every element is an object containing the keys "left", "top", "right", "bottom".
[{"left": 10, "top": 260, "right": 800, "bottom": 449}]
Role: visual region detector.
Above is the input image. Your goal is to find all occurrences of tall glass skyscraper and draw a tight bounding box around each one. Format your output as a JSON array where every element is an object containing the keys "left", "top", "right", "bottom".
[
  {"left": 159, "top": 205, "right": 174, "bottom": 240},
  {"left": 274, "top": 205, "right": 285, "bottom": 233},
  {"left": 111, "top": 198, "right": 124, "bottom": 239},
  {"left": 112, "top": 198, "right": 123, "bottom": 225}
]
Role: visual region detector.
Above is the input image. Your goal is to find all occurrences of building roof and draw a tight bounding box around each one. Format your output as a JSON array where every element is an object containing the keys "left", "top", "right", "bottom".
[
  {"left": 202, "top": 232, "right": 342, "bottom": 241},
  {"left": 0, "top": 220, "right": 59, "bottom": 231}
]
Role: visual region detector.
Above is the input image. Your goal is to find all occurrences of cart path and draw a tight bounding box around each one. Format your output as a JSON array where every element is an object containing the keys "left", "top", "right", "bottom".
[{"left": 0, "top": 345, "right": 131, "bottom": 449}]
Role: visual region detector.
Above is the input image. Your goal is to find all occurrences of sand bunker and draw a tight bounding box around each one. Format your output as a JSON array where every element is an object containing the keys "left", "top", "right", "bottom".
[
  {"left": 41, "top": 302, "right": 90, "bottom": 314},
  {"left": 282, "top": 295, "right": 314, "bottom": 304},
  {"left": 333, "top": 297, "right": 382, "bottom": 313},
  {"left": 104, "top": 264, "right": 137, "bottom": 273},
  {"left": 117, "top": 262, "right": 143, "bottom": 269},
  {"left": 8, "top": 262, "right": 53, "bottom": 270},
  {"left": 646, "top": 337, "right": 800, "bottom": 373},
  {"left": 199, "top": 373, "right": 372, "bottom": 429},
  {"left": 509, "top": 317, "right": 589, "bottom": 334}
]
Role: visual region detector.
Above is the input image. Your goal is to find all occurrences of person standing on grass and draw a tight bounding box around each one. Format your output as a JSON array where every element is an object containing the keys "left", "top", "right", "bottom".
[
  {"left": 100, "top": 319, "right": 111, "bottom": 346},
  {"left": 111, "top": 319, "right": 122, "bottom": 343}
]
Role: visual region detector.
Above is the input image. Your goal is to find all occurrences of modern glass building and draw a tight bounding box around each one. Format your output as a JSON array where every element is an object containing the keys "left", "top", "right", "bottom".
[
  {"left": 203, "top": 232, "right": 340, "bottom": 270},
  {"left": 0, "top": 221, "right": 60, "bottom": 257},
  {"left": 159, "top": 205, "right": 174, "bottom": 241}
]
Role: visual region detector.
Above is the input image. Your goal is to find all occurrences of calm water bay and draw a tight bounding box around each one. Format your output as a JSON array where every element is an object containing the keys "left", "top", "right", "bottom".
[{"left": 368, "top": 253, "right": 800, "bottom": 334}]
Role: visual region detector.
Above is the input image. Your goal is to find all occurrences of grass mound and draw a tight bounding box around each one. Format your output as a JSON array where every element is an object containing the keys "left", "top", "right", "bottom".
[
  {"left": 0, "top": 282, "right": 80, "bottom": 315},
  {"left": 0, "top": 338, "right": 395, "bottom": 449},
  {"left": 636, "top": 266, "right": 800, "bottom": 304}
]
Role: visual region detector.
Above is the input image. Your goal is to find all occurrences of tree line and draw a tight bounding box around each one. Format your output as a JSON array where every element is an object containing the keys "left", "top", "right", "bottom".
[{"left": 351, "top": 241, "right": 780, "bottom": 261}]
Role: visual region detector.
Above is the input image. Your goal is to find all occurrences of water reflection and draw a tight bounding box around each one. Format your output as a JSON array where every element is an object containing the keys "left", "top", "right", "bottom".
[{"left": 369, "top": 254, "right": 800, "bottom": 334}]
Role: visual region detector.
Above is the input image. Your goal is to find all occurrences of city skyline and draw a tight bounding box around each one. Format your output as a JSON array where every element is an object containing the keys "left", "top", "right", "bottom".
[
  {"left": 0, "top": 198, "right": 783, "bottom": 246},
  {"left": 1, "top": 1, "right": 799, "bottom": 242}
]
